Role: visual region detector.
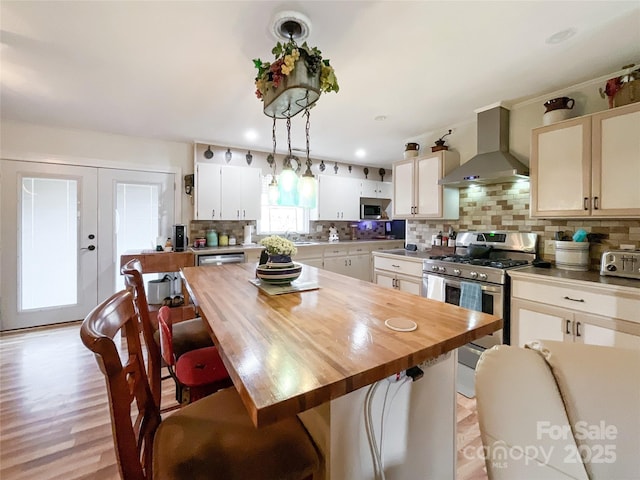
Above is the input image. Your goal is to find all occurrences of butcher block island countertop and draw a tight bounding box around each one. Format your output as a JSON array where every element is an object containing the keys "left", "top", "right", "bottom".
[{"left": 181, "top": 263, "right": 501, "bottom": 427}]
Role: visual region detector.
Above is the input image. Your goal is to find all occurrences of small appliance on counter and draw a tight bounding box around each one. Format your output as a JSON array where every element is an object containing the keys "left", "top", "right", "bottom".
[
  {"left": 600, "top": 250, "right": 640, "bottom": 279},
  {"left": 172, "top": 224, "right": 188, "bottom": 252},
  {"left": 328, "top": 224, "right": 339, "bottom": 242}
]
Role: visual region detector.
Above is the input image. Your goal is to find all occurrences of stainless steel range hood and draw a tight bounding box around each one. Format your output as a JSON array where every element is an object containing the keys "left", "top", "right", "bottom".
[{"left": 439, "top": 105, "right": 529, "bottom": 186}]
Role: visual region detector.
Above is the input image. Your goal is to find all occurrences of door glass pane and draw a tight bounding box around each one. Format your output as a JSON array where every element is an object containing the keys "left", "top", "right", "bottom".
[
  {"left": 21, "top": 177, "right": 78, "bottom": 310},
  {"left": 114, "top": 183, "right": 160, "bottom": 291}
]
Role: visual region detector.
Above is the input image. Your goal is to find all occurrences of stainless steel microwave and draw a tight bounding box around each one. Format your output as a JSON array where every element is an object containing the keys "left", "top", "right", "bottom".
[{"left": 360, "top": 204, "right": 382, "bottom": 219}]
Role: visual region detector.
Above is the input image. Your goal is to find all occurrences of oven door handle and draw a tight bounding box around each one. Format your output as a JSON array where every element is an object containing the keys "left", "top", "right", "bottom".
[{"left": 439, "top": 277, "right": 502, "bottom": 294}]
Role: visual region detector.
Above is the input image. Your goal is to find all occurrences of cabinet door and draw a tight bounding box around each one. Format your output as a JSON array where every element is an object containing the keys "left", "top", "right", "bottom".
[
  {"left": 578, "top": 322, "right": 640, "bottom": 350},
  {"left": 415, "top": 154, "right": 443, "bottom": 217},
  {"left": 300, "top": 258, "right": 324, "bottom": 269},
  {"left": 530, "top": 118, "right": 591, "bottom": 217},
  {"left": 591, "top": 103, "right": 640, "bottom": 216},
  {"left": 360, "top": 179, "right": 378, "bottom": 198},
  {"left": 349, "top": 253, "right": 371, "bottom": 282},
  {"left": 392, "top": 160, "right": 415, "bottom": 218},
  {"left": 195, "top": 163, "right": 221, "bottom": 220},
  {"left": 397, "top": 276, "right": 421, "bottom": 295},
  {"left": 511, "top": 299, "right": 568, "bottom": 347},
  {"left": 377, "top": 181, "right": 393, "bottom": 199},
  {"left": 240, "top": 167, "right": 262, "bottom": 220},
  {"left": 374, "top": 271, "right": 396, "bottom": 290},
  {"left": 318, "top": 176, "right": 360, "bottom": 220},
  {"left": 220, "top": 166, "right": 261, "bottom": 220},
  {"left": 323, "top": 255, "right": 350, "bottom": 276}
]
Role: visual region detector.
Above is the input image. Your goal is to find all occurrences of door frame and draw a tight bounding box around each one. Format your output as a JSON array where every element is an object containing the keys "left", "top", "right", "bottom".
[{"left": 0, "top": 155, "right": 183, "bottom": 331}]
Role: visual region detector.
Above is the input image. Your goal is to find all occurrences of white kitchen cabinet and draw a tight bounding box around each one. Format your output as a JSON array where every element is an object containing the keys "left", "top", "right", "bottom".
[
  {"left": 195, "top": 164, "right": 261, "bottom": 221},
  {"left": 531, "top": 102, "right": 640, "bottom": 218},
  {"left": 392, "top": 151, "right": 459, "bottom": 219},
  {"left": 510, "top": 273, "right": 640, "bottom": 349},
  {"left": 220, "top": 166, "right": 262, "bottom": 220},
  {"left": 323, "top": 244, "right": 371, "bottom": 281},
  {"left": 360, "top": 179, "right": 392, "bottom": 199},
  {"left": 372, "top": 253, "right": 423, "bottom": 295},
  {"left": 195, "top": 163, "right": 222, "bottom": 220},
  {"left": 317, "top": 175, "right": 360, "bottom": 221}
]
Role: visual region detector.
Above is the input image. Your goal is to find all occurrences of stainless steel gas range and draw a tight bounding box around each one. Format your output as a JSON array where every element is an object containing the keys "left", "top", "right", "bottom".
[{"left": 422, "top": 231, "right": 538, "bottom": 394}]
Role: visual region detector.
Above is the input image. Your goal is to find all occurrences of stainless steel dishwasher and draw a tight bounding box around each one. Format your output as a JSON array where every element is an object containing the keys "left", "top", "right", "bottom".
[{"left": 197, "top": 252, "right": 245, "bottom": 266}]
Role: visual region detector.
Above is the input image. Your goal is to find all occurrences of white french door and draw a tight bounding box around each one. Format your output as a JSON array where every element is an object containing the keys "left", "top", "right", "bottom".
[{"left": 1, "top": 160, "right": 175, "bottom": 331}]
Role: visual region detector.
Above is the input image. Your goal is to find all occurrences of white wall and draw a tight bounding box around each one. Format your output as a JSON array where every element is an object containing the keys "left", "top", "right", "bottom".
[{"left": 0, "top": 121, "right": 194, "bottom": 222}]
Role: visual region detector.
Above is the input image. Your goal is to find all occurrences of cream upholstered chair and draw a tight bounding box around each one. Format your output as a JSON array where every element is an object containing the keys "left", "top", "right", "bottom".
[
  {"left": 475, "top": 340, "right": 640, "bottom": 479},
  {"left": 81, "top": 290, "right": 320, "bottom": 480}
]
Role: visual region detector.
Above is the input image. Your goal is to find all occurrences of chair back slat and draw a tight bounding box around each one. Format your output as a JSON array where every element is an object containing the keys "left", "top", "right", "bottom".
[
  {"left": 156, "top": 306, "right": 176, "bottom": 367},
  {"left": 121, "top": 259, "right": 162, "bottom": 406},
  {"left": 80, "top": 290, "right": 161, "bottom": 480}
]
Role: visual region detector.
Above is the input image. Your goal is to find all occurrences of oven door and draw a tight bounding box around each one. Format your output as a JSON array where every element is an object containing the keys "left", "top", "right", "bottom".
[{"left": 442, "top": 278, "right": 504, "bottom": 349}]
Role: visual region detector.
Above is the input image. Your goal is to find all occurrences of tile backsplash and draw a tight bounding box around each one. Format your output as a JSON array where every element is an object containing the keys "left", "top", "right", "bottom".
[{"left": 407, "top": 181, "right": 639, "bottom": 269}]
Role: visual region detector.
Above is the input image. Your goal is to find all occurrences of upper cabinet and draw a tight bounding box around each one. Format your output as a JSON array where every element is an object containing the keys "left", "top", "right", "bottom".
[
  {"left": 195, "top": 163, "right": 222, "bottom": 220},
  {"left": 360, "top": 179, "right": 392, "bottom": 199},
  {"left": 317, "top": 175, "right": 360, "bottom": 220},
  {"left": 195, "top": 164, "right": 261, "bottom": 221},
  {"left": 392, "top": 151, "right": 460, "bottom": 219},
  {"left": 531, "top": 102, "right": 640, "bottom": 218}
]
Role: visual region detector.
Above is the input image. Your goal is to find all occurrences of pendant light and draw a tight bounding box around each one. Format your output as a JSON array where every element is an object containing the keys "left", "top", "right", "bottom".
[{"left": 297, "top": 109, "right": 317, "bottom": 208}]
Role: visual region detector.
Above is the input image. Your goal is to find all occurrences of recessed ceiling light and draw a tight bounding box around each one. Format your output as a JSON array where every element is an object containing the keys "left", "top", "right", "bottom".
[
  {"left": 244, "top": 129, "right": 258, "bottom": 141},
  {"left": 545, "top": 28, "right": 576, "bottom": 45},
  {"left": 374, "top": 115, "right": 387, "bottom": 121},
  {"left": 355, "top": 149, "right": 366, "bottom": 158}
]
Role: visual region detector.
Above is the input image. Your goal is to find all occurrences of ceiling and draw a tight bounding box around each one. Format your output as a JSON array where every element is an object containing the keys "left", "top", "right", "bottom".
[{"left": 1, "top": 1, "right": 639, "bottom": 168}]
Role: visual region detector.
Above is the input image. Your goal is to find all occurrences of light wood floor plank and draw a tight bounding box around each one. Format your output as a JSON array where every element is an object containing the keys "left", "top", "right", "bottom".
[{"left": 1, "top": 322, "right": 487, "bottom": 479}]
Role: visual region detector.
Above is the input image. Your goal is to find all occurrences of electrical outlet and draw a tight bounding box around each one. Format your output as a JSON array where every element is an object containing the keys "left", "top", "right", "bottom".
[
  {"left": 620, "top": 244, "right": 635, "bottom": 250},
  {"left": 316, "top": 224, "right": 323, "bottom": 233},
  {"left": 545, "top": 240, "right": 556, "bottom": 255}
]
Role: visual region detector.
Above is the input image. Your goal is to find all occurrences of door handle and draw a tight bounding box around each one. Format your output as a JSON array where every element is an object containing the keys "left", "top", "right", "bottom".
[
  {"left": 593, "top": 196, "right": 599, "bottom": 210},
  {"left": 565, "top": 319, "right": 572, "bottom": 335},
  {"left": 583, "top": 197, "right": 589, "bottom": 210},
  {"left": 575, "top": 321, "right": 582, "bottom": 337},
  {"left": 81, "top": 245, "right": 96, "bottom": 251}
]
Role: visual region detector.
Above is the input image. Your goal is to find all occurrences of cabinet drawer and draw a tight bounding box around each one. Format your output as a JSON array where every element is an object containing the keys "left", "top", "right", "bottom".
[
  {"left": 348, "top": 245, "right": 371, "bottom": 255},
  {"left": 512, "top": 279, "right": 640, "bottom": 323},
  {"left": 295, "top": 245, "right": 325, "bottom": 260},
  {"left": 324, "top": 246, "right": 349, "bottom": 257},
  {"left": 373, "top": 255, "right": 422, "bottom": 277}
]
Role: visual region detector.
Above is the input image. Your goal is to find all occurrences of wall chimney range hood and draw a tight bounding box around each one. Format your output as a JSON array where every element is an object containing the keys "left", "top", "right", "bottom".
[{"left": 439, "top": 104, "right": 529, "bottom": 187}]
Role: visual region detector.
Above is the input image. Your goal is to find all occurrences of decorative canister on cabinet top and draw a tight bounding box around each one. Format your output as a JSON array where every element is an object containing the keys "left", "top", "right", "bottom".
[
  {"left": 404, "top": 143, "right": 419, "bottom": 159},
  {"left": 543, "top": 96, "right": 575, "bottom": 125}
]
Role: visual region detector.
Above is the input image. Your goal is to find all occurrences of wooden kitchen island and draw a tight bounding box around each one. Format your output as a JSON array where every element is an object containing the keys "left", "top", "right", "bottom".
[{"left": 181, "top": 263, "right": 501, "bottom": 479}]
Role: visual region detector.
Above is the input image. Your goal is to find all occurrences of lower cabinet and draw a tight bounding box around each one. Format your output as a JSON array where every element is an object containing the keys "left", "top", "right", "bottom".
[
  {"left": 510, "top": 273, "right": 640, "bottom": 350},
  {"left": 323, "top": 245, "right": 372, "bottom": 282},
  {"left": 373, "top": 253, "right": 423, "bottom": 295}
]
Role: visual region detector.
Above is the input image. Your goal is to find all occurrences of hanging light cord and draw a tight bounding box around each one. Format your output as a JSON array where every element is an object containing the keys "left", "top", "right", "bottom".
[
  {"left": 271, "top": 116, "right": 277, "bottom": 179},
  {"left": 285, "top": 115, "right": 292, "bottom": 169},
  {"left": 304, "top": 108, "right": 312, "bottom": 173}
]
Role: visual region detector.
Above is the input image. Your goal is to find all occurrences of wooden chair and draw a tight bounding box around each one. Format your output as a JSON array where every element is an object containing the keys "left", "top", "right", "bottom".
[
  {"left": 81, "top": 290, "right": 320, "bottom": 480},
  {"left": 121, "top": 259, "right": 213, "bottom": 405},
  {"left": 157, "top": 305, "right": 232, "bottom": 404}
]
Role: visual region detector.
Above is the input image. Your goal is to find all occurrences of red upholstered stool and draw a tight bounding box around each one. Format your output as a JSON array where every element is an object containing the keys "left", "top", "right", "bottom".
[{"left": 158, "top": 306, "right": 233, "bottom": 404}]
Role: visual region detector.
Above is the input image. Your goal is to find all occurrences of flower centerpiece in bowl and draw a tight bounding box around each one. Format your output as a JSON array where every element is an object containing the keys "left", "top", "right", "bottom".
[
  {"left": 253, "top": 39, "right": 339, "bottom": 115},
  {"left": 256, "top": 236, "right": 302, "bottom": 285}
]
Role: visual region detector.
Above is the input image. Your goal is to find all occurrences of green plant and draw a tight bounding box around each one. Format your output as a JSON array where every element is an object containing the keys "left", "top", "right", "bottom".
[{"left": 253, "top": 39, "right": 339, "bottom": 100}]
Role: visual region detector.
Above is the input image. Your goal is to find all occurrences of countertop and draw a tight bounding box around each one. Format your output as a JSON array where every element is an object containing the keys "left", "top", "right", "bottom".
[
  {"left": 180, "top": 262, "right": 501, "bottom": 427},
  {"left": 509, "top": 265, "right": 640, "bottom": 293}
]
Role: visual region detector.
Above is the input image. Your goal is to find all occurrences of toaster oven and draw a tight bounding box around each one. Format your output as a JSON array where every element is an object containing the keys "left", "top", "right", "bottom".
[{"left": 600, "top": 250, "right": 640, "bottom": 279}]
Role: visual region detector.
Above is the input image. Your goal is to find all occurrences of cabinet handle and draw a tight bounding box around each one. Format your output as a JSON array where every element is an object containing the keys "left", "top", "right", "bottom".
[
  {"left": 211, "top": 209, "right": 215, "bottom": 219},
  {"left": 344, "top": 259, "right": 348, "bottom": 267},
  {"left": 565, "top": 319, "right": 572, "bottom": 335},
  {"left": 575, "top": 321, "right": 582, "bottom": 337},
  {"left": 563, "top": 296, "right": 585, "bottom": 303},
  {"left": 583, "top": 197, "right": 589, "bottom": 210},
  {"left": 593, "top": 196, "right": 599, "bottom": 210},
  {"left": 348, "top": 259, "right": 352, "bottom": 266},
  {"left": 391, "top": 264, "right": 400, "bottom": 268}
]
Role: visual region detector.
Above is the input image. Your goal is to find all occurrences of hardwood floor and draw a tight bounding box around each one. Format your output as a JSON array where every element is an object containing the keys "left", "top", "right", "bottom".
[{"left": 0, "top": 322, "right": 487, "bottom": 479}]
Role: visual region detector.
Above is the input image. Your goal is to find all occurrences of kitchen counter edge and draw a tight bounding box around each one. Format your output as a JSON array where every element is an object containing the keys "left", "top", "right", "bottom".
[{"left": 508, "top": 266, "right": 640, "bottom": 295}]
